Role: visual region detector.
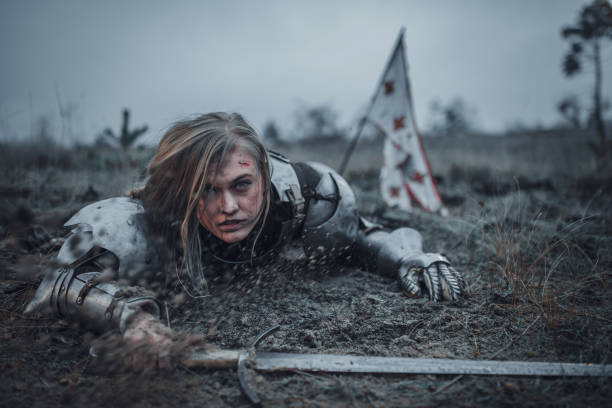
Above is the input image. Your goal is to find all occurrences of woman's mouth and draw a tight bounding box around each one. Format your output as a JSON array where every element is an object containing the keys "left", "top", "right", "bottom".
[{"left": 218, "top": 219, "right": 246, "bottom": 232}]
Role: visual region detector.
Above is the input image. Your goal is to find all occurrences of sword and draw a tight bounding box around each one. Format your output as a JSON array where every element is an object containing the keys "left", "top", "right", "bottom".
[{"left": 184, "top": 326, "right": 612, "bottom": 405}]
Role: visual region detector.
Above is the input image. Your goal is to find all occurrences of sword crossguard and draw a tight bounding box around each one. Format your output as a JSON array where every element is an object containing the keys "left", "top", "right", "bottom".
[{"left": 237, "top": 325, "right": 281, "bottom": 406}]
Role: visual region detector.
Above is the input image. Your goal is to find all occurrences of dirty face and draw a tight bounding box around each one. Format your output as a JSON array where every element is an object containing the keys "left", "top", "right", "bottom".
[{"left": 196, "top": 144, "right": 264, "bottom": 243}]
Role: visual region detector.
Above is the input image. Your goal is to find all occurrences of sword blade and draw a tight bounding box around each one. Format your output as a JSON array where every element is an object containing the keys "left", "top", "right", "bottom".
[{"left": 254, "top": 352, "right": 612, "bottom": 377}]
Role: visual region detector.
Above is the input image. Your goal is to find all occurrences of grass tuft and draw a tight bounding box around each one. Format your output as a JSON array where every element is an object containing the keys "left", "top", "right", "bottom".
[{"left": 480, "top": 188, "right": 605, "bottom": 329}]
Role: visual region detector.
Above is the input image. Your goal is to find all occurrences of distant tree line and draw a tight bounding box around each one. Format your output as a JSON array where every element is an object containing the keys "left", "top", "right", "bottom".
[
  {"left": 261, "top": 97, "right": 480, "bottom": 146},
  {"left": 261, "top": 103, "right": 348, "bottom": 146},
  {"left": 426, "top": 97, "right": 476, "bottom": 137}
]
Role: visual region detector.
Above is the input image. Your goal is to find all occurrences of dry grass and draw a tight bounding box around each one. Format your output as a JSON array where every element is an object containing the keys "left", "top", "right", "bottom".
[
  {"left": 0, "top": 140, "right": 153, "bottom": 214},
  {"left": 0, "top": 139, "right": 154, "bottom": 173},
  {"left": 480, "top": 190, "right": 606, "bottom": 329},
  {"left": 424, "top": 129, "right": 600, "bottom": 181}
]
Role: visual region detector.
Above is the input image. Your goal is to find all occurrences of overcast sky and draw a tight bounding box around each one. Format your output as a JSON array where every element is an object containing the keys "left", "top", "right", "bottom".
[{"left": 0, "top": 0, "right": 607, "bottom": 145}]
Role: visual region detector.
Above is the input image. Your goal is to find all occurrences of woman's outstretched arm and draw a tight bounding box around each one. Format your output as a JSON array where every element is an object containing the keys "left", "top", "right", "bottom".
[{"left": 352, "top": 221, "right": 467, "bottom": 301}]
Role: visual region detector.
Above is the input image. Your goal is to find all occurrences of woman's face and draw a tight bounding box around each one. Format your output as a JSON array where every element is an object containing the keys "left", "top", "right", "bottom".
[{"left": 196, "top": 144, "right": 264, "bottom": 243}]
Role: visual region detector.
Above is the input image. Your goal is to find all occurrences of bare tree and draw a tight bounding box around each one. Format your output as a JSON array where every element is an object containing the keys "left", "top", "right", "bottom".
[
  {"left": 98, "top": 109, "right": 148, "bottom": 150},
  {"left": 561, "top": 0, "right": 612, "bottom": 153},
  {"left": 557, "top": 94, "right": 583, "bottom": 129}
]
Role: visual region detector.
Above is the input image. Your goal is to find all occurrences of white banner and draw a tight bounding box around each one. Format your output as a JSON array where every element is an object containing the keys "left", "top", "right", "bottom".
[{"left": 367, "top": 34, "right": 444, "bottom": 213}]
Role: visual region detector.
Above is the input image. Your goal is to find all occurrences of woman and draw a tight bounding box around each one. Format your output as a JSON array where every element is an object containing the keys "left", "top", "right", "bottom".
[{"left": 26, "top": 112, "right": 467, "bottom": 365}]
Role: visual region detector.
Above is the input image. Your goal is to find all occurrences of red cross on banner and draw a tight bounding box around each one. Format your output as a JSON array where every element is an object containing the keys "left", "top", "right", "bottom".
[
  {"left": 393, "top": 116, "right": 405, "bottom": 131},
  {"left": 384, "top": 81, "right": 394, "bottom": 95},
  {"left": 411, "top": 172, "right": 425, "bottom": 183}
]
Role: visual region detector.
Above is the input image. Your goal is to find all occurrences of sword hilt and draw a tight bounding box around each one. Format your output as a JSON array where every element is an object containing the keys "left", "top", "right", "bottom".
[{"left": 238, "top": 325, "right": 280, "bottom": 406}]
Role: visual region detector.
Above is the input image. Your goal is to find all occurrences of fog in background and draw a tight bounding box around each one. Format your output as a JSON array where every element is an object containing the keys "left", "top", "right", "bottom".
[{"left": 0, "top": 0, "right": 605, "bottom": 145}]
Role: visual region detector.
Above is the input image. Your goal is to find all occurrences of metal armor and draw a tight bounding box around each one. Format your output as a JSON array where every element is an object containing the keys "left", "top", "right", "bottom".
[
  {"left": 353, "top": 228, "right": 466, "bottom": 301},
  {"left": 57, "top": 197, "right": 161, "bottom": 281},
  {"left": 25, "top": 197, "right": 163, "bottom": 333},
  {"left": 24, "top": 265, "right": 162, "bottom": 334},
  {"left": 271, "top": 153, "right": 466, "bottom": 301},
  {"left": 268, "top": 152, "right": 359, "bottom": 260}
]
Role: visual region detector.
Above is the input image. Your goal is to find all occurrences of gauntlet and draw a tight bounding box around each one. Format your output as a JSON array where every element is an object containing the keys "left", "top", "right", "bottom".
[
  {"left": 398, "top": 254, "right": 466, "bottom": 301},
  {"left": 355, "top": 225, "right": 467, "bottom": 302}
]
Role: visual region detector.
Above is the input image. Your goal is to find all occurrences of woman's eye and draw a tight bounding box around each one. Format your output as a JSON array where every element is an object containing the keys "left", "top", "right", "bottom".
[
  {"left": 234, "top": 180, "right": 252, "bottom": 190},
  {"left": 202, "top": 184, "right": 215, "bottom": 195}
]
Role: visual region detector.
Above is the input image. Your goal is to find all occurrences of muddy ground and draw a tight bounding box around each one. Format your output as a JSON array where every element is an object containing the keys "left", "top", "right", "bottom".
[{"left": 1, "top": 132, "right": 611, "bottom": 407}]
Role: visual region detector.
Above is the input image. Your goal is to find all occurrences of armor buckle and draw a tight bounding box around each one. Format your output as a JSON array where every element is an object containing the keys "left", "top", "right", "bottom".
[
  {"left": 76, "top": 277, "right": 98, "bottom": 305},
  {"left": 286, "top": 184, "right": 306, "bottom": 225}
]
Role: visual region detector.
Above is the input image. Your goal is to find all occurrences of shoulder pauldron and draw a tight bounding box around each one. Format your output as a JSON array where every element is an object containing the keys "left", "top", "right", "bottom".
[{"left": 57, "top": 197, "right": 161, "bottom": 280}]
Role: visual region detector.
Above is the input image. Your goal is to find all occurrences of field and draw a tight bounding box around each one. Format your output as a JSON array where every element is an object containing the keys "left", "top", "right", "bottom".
[{"left": 1, "top": 129, "right": 611, "bottom": 407}]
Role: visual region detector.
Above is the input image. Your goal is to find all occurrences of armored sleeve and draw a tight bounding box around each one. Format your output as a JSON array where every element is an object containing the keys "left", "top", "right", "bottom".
[
  {"left": 295, "top": 160, "right": 465, "bottom": 301},
  {"left": 353, "top": 222, "right": 466, "bottom": 301},
  {"left": 24, "top": 197, "right": 163, "bottom": 333}
]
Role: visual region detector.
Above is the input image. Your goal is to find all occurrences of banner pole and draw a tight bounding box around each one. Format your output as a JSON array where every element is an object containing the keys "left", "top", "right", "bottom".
[
  {"left": 338, "top": 28, "right": 406, "bottom": 176},
  {"left": 338, "top": 117, "right": 367, "bottom": 176}
]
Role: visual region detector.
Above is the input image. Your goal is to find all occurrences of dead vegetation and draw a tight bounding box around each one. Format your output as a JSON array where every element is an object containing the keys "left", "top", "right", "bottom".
[{"left": 479, "top": 190, "right": 607, "bottom": 330}]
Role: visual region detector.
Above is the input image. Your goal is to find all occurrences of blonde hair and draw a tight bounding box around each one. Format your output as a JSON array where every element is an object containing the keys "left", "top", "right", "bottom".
[{"left": 142, "top": 112, "right": 271, "bottom": 293}]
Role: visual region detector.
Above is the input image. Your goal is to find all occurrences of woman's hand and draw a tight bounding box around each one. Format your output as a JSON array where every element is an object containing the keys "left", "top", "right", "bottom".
[
  {"left": 91, "top": 312, "right": 204, "bottom": 374},
  {"left": 121, "top": 312, "right": 175, "bottom": 372},
  {"left": 398, "top": 255, "right": 469, "bottom": 302}
]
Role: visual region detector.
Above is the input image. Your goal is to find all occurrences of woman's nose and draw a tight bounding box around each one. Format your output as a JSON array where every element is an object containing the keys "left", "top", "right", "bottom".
[{"left": 220, "top": 191, "right": 238, "bottom": 215}]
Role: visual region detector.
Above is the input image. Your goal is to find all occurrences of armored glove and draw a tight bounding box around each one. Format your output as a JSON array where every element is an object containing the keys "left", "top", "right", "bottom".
[
  {"left": 354, "top": 227, "right": 468, "bottom": 302},
  {"left": 398, "top": 255, "right": 466, "bottom": 302}
]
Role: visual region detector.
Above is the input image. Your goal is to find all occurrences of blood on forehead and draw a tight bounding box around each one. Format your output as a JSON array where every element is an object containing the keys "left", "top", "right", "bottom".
[{"left": 204, "top": 156, "right": 257, "bottom": 186}]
